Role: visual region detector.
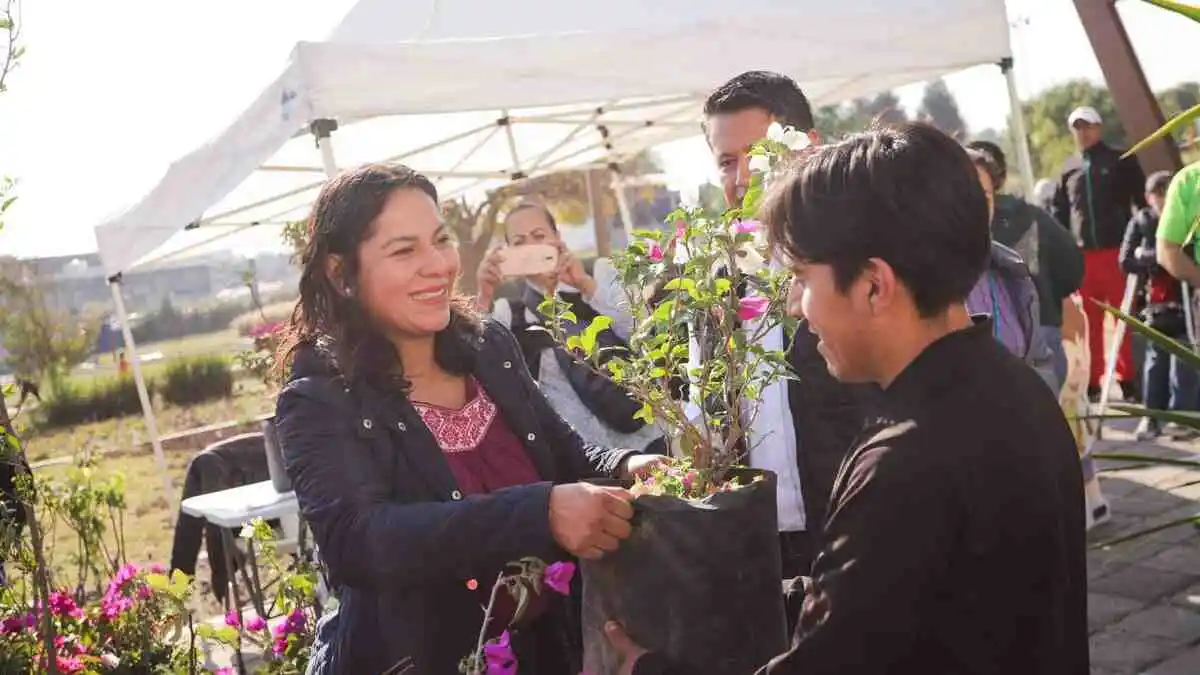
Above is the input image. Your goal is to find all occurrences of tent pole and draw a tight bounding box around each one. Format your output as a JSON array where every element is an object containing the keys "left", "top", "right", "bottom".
[
  {"left": 107, "top": 275, "right": 175, "bottom": 512},
  {"left": 1000, "top": 58, "right": 1037, "bottom": 199},
  {"left": 311, "top": 119, "right": 340, "bottom": 178},
  {"left": 600, "top": 123, "right": 636, "bottom": 248}
]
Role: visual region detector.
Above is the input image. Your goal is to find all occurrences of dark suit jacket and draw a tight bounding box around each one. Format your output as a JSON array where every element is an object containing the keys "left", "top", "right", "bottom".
[{"left": 277, "top": 318, "right": 639, "bottom": 675}]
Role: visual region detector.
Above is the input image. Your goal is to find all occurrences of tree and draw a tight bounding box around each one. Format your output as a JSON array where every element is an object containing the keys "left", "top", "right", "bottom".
[
  {"left": 0, "top": 262, "right": 96, "bottom": 395},
  {"left": 1017, "top": 79, "right": 1125, "bottom": 179},
  {"left": 814, "top": 91, "right": 907, "bottom": 141},
  {"left": 918, "top": 79, "right": 967, "bottom": 139}
]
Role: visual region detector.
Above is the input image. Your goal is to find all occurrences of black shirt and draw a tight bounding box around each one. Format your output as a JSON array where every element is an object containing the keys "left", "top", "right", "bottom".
[{"left": 636, "top": 318, "right": 1088, "bottom": 675}]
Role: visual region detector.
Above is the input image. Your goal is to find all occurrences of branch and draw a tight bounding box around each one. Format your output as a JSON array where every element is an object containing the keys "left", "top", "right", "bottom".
[{"left": 0, "top": 0, "right": 21, "bottom": 94}]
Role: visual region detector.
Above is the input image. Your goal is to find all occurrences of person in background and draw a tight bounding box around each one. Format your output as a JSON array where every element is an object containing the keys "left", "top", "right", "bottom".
[
  {"left": 968, "top": 140, "right": 1085, "bottom": 391},
  {"left": 476, "top": 202, "right": 667, "bottom": 454},
  {"left": 1120, "top": 169, "right": 1199, "bottom": 440},
  {"left": 1156, "top": 161, "right": 1200, "bottom": 290},
  {"left": 965, "top": 149, "right": 1058, "bottom": 391},
  {"left": 273, "top": 163, "right": 661, "bottom": 674},
  {"left": 606, "top": 122, "right": 1088, "bottom": 675},
  {"left": 701, "top": 71, "right": 876, "bottom": 578},
  {"left": 1034, "top": 178, "right": 1058, "bottom": 214},
  {"left": 1052, "top": 106, "right": 1148, "bottom": 401}
]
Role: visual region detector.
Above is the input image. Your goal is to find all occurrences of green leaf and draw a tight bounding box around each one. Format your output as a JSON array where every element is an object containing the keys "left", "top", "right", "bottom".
[
  {"left": 633, "top": 403, "right": 655, "bottom": 424},
  {"left": 1122, "top": 102, "right": 1200, "bottom": 159},
  {"left": 1109, "top": 404, "right": 1200, "bottom": 431},
  {"left": 1103, "top": 303, "right": 1200, "bottom": 371},
  {"left": 714, "top": 278, "right": 733, "bottom": 296},
  {"left": 580, "top": 315, "right": 613, "bottom": 356},
  {"left": 566, "top": 336, "right": 582, "bottom": 352},
  {"left": 741, "top": 173, "right": 765, "bottom": 216},
  {"left": 1137, "top": 0, "right": 1200, "bottom": 24},
  {"left": 663, "top": 278, "right": 699, "bottom": 299}
]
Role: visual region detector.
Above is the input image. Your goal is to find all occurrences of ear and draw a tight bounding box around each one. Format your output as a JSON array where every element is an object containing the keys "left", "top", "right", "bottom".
[
  {"left": 325, "top": 254, "right": 350, "bottom": 296},
  {"left": 861, "top": 258, "right": 900, "bottom": 315}
]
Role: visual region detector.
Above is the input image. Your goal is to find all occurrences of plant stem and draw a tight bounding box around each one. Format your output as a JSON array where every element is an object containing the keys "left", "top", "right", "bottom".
[{"left": 470, "top": 571, "right": 508, "bottom": 674}]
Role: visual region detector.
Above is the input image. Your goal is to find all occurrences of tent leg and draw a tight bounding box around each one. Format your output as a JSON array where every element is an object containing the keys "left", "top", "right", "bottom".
[
  {"left": 609, "top": 163, "right": 635, "bottom": 249},
  {"left": 311, "top": 119, "right": 340, "bottom": 178},
  {"left": 107, "top": 276, "right": 174, "bottom": 512},
  {"left": 1000, "top": 57, "right": 1037, "bottom": 198}
]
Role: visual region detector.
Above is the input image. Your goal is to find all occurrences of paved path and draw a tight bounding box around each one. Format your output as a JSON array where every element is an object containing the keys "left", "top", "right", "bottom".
[{"left": 1088, "top": 419, "right": 1200, "bottom": 674}]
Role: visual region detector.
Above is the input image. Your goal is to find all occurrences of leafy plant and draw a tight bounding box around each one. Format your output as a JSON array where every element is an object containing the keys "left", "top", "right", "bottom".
[
  {"left": 160, "top": 356, "right": 234, "bottom": 406},
  {"left": 39, "top": 378, "right": 149, "bottom": 429},
  {"left": 540, "top": 123, "right": 805, "bottom": 493}
]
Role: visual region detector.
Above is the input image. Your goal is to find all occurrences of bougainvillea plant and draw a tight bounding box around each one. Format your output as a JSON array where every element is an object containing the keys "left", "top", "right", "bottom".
[
  {"left": 458, "top": 557, "right": 577, "bottom": 675},
  {"left": 541, "top": 123, "right": 810, "bottom": 496}
]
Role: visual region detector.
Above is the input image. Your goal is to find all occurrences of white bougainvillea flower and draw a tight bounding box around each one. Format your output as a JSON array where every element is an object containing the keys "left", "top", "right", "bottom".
[
  {"left": 748, "top": 154, "right": 771, "bottom": 175},
  {"left": 766, "top": 122, "right": 786, "bottom": 143},
  {"left": 767, "top": 121, "right": 811, "bottom": 151}
]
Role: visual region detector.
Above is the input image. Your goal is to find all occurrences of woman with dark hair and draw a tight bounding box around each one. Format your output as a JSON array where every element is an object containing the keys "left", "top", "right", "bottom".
[
  {"left": 477, "top": 201, "right": 668, "bottom": 454},
  {"left": 273, "top": 163, "right": 659, "bottom": 675}
]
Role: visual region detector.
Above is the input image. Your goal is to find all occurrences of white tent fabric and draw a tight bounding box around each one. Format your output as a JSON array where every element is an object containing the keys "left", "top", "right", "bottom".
[{"left": 95, "top": 0, "right": 1012, "bottom": 277}]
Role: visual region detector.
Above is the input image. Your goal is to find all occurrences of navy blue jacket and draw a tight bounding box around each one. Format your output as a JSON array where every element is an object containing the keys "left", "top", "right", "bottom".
[{"left": 276, "top": 317, "right": 638, "bottom": 675}]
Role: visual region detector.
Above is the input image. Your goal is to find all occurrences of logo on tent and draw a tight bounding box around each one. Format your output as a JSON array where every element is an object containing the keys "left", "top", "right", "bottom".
[{"left": 281, "top": 88, "right": 298, "bottom": 122}]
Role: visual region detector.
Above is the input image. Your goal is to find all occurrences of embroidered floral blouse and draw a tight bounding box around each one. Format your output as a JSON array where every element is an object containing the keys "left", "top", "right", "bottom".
[{"left": 413, "top": 377, "right": 549, "bottom": 636}]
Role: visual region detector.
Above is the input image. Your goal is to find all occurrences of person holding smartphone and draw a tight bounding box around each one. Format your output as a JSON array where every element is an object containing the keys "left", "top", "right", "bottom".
[{"left": 476, "top": 202, "right": 668, "bottom": 454}]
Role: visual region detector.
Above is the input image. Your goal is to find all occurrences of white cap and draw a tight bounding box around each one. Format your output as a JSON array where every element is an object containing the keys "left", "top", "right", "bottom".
[
  {"left": 1068, "top": 106, "right": 1102, "bottom": 126},
  {"left": 1034, "top": 178, "right": 1056, "bottom": 204}
]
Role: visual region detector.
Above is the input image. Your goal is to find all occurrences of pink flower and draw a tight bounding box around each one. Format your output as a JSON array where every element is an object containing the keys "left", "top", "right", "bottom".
[
  {"left": 1, "top": 616, "right": 26, "bottom": 634},
  {"left": 149, "top": 563, "right": 166, "bottom": 574},
  {"left": 213, "top": 669, "right": 235, "bottom": 675},
  {"left": 100, "top": 595, "right": 134, "bottom": 620},
  {"left": 48, "top": 591, "right": 83, "bottom": 620},
  {"left": 273, "top": 636, "right": 289, "bottom": 657},
  {"left": 733, "top": 219, "right": 760, "bottom": 235},
  {"left": 100, "top": 653, "right": 120, "bottom": 669},
  {"left": 543, "top": 561, "right": 576, "bottom": 595},
  {"left": 224, "top": 610, "right": 241, "bottom": 628},
  {"left": 245, "top": 615, "right": 267, "bottom": 632},
  {"left": 484, "top": 631, "right": 518, "bottom": 675},
  {"left": 646, "top": 240, "right": 664, "bottom": 262},
  {"left": 674, "top": 220, "right": 687, "bottom": 241},
  {"left": 56, "top": 655, "right": 84, "bottom": 674},
  {"left": 737, "top": 295, "right": 769, "bottom": 321}
]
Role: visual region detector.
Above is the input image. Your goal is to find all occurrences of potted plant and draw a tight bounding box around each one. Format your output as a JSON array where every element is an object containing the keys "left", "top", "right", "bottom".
[{"left": 537, "top": 125, "right": 808, "bottom": 675}]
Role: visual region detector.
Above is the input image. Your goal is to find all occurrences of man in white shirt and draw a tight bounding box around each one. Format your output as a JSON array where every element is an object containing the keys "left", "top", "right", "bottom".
[{"left": 702, "top": 71, "right": 877, "bottom": 577}]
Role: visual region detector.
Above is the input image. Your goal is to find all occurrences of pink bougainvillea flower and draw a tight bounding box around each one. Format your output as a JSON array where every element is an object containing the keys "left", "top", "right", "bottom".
[
  {"left": 149, "top": 563, "right": 166, "bottom": 574},
  {"left": 484, "top": 631, "right": 518, "bottom": 675},
  {"left": 56, "top": 655, "right": 84, "bottom": 674},
  {"left": 214, "top": 668, "right": 235, "bottom": 675},
  {"left": 285, "top": 608, "right": 307, "bottom": 634},
  {"left": 245, "top": 615, "right": 267, "bottom": 632},
  {"left": 737, "top": 295, "right": 770, "bottom": 322},
  {"left": 48, "top": 591, "right": 83, "bottom": 620},
  {"left": 732, "top": 219, "right": 760, "bottom": 235},
  {"left": 273, "top": 636, "right": 290, "bottom": 657},
  {"left": 224, "top": 610, "right": 242, "bottom": 628},
  {"left": 646, "top": 240, "right": 664, "bottom": 262},
  {"left": 100, "top": 595, "right": 134, "bottom": 620},
  {"left": 543, "top": 561, "right": 576, "bottom": 595},
  {"left": 673, "top": 219, "right": 687, "bottom": 243},
  {"left": 1, "top": 615, "right": 25, "bottom": 634}
]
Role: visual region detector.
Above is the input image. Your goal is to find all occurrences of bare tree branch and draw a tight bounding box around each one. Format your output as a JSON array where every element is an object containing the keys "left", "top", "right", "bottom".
[{"left": 0, "top": 0, "right": 21, "bottom": 94}]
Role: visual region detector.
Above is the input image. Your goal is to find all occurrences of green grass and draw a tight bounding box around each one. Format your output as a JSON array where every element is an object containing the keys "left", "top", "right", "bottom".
[{"left": 72, "top": 329, "right": 251, "bottom": 387}]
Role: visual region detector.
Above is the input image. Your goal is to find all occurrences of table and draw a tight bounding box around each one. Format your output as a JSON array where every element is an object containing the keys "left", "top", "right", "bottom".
[{"left": 181, "top": 481, "right": 301, "bottom": 672}]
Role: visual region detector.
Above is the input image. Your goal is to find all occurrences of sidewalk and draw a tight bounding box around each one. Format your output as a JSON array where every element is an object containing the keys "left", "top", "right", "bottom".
[{"left": 1087, "top": 419, "right": 1200, "bottom": 675}]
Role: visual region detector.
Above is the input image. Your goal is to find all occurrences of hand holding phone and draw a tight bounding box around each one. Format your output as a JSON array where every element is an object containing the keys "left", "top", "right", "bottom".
[{"left": 498, "top": 244, "right": 559, "bottom": 277}]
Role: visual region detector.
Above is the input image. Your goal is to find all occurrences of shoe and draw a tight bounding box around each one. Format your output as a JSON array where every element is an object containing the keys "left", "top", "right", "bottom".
[
  {"left": 1164, "top": 422, "right": 1200, "bottom": 441},
  {"left": 1088, "top": 385, "right": 1102, "bottom": 403},
  {"left": 1120, "top": 380, "right": 1142, "bottom": 403},
  {"left": 1135, "top": 417, "right": 1161, "bottom": 441}
]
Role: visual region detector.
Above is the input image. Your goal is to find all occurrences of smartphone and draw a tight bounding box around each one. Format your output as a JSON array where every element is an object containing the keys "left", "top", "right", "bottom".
[{"left": 498, "top": 244, "right": 559, "bottom": 277}]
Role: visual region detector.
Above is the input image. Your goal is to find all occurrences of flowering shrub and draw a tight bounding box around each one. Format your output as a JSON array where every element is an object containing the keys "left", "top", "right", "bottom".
[
  {"left": 543, "top": 123, "right": 809, "bottom": 493},
  {"left": 0, "top": 563, "right": 192, "bottom": 674},
  {"left": 458, "top": 558, "right": 577, "bottom": 675},
  {"left": 237, "top": 322, "right": 285, "bottom": 387}
]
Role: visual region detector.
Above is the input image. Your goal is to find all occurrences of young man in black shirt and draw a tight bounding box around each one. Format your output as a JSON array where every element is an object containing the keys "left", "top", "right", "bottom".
[{"left": 607, "top": 122, "right": 1088, "bottom": 675}]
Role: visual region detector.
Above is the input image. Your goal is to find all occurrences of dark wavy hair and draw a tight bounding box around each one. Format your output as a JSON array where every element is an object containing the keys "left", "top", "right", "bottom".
[{"left": 275, "top": 162, "right": 481, "bottom": 387}]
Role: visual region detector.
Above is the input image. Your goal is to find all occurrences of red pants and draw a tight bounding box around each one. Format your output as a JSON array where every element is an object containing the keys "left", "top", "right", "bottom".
[{"left": 1081, "top": 247, "right": 1134, "bottom": 387}]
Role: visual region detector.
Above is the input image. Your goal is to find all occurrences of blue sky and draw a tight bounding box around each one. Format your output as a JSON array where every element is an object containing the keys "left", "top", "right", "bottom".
[{"left": 0, "top": 0, "right": 1197, "bottom": 260}]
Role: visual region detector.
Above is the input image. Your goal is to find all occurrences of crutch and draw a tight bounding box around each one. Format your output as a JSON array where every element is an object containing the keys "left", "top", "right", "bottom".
[
  {"left": 1092, "top": 272, "right": 1141, "bottom": 422},
  {"left": 1183, "top": 281, "right": 1199, "bottom": 351}
]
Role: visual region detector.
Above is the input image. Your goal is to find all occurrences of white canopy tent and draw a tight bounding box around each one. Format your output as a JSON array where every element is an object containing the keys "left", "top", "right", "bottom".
[{"left": 93, "top": 0, "right": 1024, "bottom": 507}]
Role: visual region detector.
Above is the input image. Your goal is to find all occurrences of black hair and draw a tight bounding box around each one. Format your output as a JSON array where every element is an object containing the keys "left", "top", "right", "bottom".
[
  {"left": 1146, "top": 170, "right": 1173, "bottom": 196},
  {"left": 965, "top": 140, "right": 1007, "bottom": 187},
  {"left": 703, "top": 71, "right": 815, "bottom": 132},
  {"left": 965, "top": 149, "right": 1001, "bottom": 192},
  {"left": 503, "top": 200, "right": 559, "bottom": 240},
  {"left": 763, "top": 122, "right": 991, "bottom": 318},
  {"left": 276, "top": 162, "right": 480, "bottom": 386}
]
